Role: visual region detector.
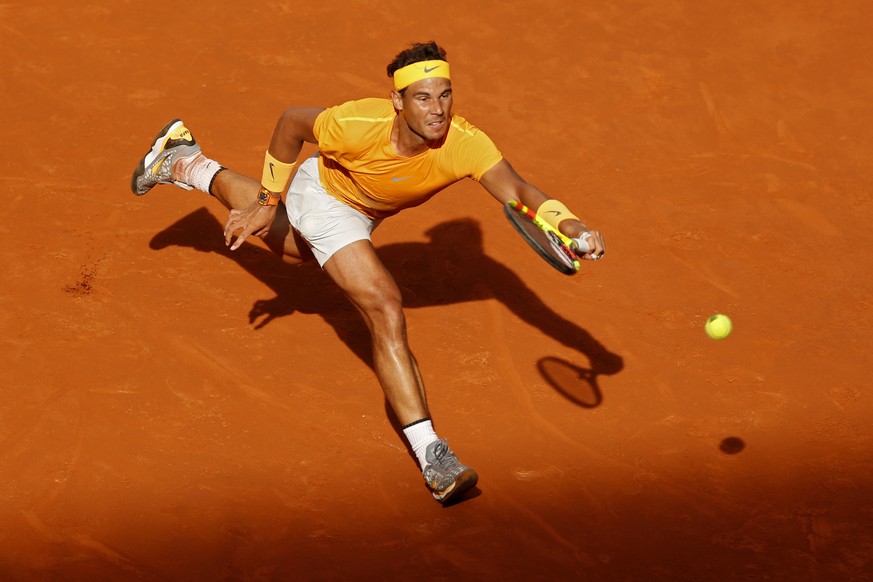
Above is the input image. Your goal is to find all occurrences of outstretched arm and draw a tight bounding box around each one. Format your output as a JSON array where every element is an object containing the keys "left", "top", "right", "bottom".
[
  {"left": 266, "top": 107, "right": 324, "bottom": 161},
  {"left": 224, "top": 107, "right": 325, "bottom": 250},
  {"left": 479, "top": 159, "right": 605, "bottom": 260}
]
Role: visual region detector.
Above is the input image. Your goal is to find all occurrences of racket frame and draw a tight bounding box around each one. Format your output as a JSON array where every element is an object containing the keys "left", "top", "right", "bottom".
[{"left": 504, "top": 200, "right": 581, "bottom": 275}]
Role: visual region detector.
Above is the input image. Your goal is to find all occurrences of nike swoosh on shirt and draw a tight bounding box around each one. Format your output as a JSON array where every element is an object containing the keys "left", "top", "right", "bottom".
[{"left": 391, "top": 176, "right": 413, "bottom": 182}]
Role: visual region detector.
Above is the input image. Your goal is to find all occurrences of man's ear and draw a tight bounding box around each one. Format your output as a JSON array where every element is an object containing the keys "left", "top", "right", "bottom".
[{"left": 390, "top": 90, "right": 404, "bottom": 111}]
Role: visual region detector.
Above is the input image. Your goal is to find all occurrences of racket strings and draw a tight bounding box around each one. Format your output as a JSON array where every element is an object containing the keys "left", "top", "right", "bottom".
[
  {"left": 504, "top": 201, "right": 580, "bottom": 275},
  {"left": 545, "top": 231, "right": 577, "bottom": 267}
]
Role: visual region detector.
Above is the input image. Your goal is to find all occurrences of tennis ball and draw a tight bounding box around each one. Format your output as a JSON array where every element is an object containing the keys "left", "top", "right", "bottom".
[{"left": 705, "top": 314, "right": 732, "bottom": 340}]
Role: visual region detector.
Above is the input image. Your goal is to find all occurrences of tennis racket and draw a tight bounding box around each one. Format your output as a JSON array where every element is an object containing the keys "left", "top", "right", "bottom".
[{"left": 504, "top": 200, "right": 581, "bottom": 275}]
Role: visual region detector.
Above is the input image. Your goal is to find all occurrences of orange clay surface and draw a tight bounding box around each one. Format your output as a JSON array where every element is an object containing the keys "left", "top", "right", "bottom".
[{"left": 2, "top": 1, "right": 872, "bottom": 580}]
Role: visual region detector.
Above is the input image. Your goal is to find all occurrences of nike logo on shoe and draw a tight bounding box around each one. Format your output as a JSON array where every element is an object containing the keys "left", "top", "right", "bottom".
[{"left": 151, "top": 152, "right": 171, "bottom": 175}]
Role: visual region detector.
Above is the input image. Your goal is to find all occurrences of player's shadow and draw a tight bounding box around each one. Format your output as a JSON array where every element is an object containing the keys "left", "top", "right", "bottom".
[{"left": 149, "top": 208, "right": 624, "bottom": 406}]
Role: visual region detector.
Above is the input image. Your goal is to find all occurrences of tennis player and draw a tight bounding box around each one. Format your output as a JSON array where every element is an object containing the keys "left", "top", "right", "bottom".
[{"left": 131, "top": 41, "right": 605, "bottom": 504}]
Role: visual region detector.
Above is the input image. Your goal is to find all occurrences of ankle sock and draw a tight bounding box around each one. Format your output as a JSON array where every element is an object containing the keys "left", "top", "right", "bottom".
[
  {"left": 402, "top": 418, "right": 439, "bottom": 470},
  {"left": 175, "top": 152, "right": 223, "bottom": 194}
]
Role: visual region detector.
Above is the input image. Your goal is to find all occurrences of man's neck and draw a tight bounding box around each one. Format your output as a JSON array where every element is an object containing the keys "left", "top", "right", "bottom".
[{"left": 391, "top": 116, "right": 431, "bottom": 158}]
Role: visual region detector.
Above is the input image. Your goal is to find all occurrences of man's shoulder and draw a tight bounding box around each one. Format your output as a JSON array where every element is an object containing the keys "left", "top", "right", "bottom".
[
  {"left": 445, "top": 114, "right": 498, "bottom": 151},
  {"left": 315, "top": 97, "right": 394, "bottom": 145},
  {"left": 442, "top": 113, "right": 503, "bottom": 179},
  {"left": 330, "top": 97, "right": 394, "bottom": 121},
  {"left": 448, "top": 113, "right": 490, "bottom": 140}
]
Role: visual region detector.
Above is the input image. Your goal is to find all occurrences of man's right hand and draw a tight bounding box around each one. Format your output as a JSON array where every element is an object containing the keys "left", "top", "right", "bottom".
[
  {"left": 224, "top": 200, "right": 279, "bottom": 251},
  {"left": 571, "top": 229, "right": 606, "bottom": 260}
]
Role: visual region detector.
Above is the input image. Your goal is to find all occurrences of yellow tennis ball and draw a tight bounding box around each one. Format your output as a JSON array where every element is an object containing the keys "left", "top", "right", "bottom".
[{"left": 705, "top": 314, "right": 732, "bottom": 340}]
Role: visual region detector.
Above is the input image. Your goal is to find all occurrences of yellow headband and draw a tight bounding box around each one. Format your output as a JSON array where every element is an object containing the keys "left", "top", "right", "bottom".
[{"left": 393, "top": 60, "right": 451, "bottom": 91}]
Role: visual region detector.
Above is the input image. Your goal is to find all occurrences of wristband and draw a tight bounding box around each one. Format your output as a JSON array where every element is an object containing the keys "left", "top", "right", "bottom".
[
  {"left": 256, "top": 186, "right": 281, "bottom": 207},
  {"left": 261, "top": 151, "right": 296, "bottom": 194},
  {"left": 537, "top": 199, "right": 579, "bottom": 229}
]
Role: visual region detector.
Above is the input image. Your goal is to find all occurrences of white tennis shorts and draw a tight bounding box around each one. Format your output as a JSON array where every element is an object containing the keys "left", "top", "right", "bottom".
[{"left": 285, "top": 155, "right": 380, "bottom": 267}]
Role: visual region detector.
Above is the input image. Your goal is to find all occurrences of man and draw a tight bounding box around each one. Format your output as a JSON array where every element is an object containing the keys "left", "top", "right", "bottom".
[{"left": 131, "top": 41, "right": 605, "bottom": 504}]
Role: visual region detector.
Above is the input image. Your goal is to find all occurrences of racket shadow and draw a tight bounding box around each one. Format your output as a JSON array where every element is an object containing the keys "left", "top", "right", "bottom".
[
  {"left": 149, "top": 210, "right": 623, "bottom": 405},
  {"left": 390, "top": 219, "right": 623, "bottom": 388},
  {"left": 537, "top": 357, "right": 602, "bottom": 408}
]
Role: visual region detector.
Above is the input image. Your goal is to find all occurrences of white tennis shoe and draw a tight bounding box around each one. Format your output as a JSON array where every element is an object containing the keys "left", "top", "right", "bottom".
[{"left": 131, "top": 118, "right": 200, "bottom": 195}]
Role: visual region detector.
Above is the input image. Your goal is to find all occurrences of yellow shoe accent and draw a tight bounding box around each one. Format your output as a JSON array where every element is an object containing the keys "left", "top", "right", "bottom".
[
  {"left": 168, "top": 126, "right": 192, "bottom": 141},
  {"left": 150, "top": 153, "right": 167, "bottom": 175}
]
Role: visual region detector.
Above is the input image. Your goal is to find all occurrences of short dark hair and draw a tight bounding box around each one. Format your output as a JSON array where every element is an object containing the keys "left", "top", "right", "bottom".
[{"left": 386, "top": 41, "right": 448, "bottom": 78}]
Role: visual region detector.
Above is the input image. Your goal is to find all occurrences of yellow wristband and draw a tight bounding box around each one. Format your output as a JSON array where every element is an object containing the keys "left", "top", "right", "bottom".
[
  {"left": 537, "top": 199, "right": 579, "bottom": 229},
  {"left": 261, "top": 151, "right": 296, "bottom": 194}
]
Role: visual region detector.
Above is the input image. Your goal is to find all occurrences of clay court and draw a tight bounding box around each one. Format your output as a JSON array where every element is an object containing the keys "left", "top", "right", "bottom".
[{"left": 2, "top": 1, "right": 872, "bottom": 580}]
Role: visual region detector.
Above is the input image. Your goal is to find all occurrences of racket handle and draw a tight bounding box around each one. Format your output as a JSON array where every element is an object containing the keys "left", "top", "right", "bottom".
[{"left": 571, "top": 232, "right": 592, "bottom": 253}]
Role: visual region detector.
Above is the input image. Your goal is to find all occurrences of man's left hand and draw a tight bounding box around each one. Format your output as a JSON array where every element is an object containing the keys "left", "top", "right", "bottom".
[{"left": 224, "top": 201, "right": 278, "bottom": 251}]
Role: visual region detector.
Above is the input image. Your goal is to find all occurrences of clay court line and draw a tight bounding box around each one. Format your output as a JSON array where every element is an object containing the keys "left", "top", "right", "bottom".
[
  {"left": 20, "top": 510, "right": 151, "bottom": 579},
  {"left": 483, "top": 300, "right": 610, "bottom": 511},
  {"left": 668, "top": 248, "right": 740, "bottom": 298},
  {"left": 774, "top": 197, "right": 840, "bottom": 236},
  {"left": 166, "top": 336, "right": 298, "bottom": 413},
  {"left": 0, "top": 384, "right": 77, "bottom": 453},
  {"left": 699, "top": 82, "right": 737, "bottom": 145},
  {"left": 499, "top": 495, "right": 593, "bottom": 565},
  {"left": 35, "top": 403, "right": 85, "bottom": 513},
  {"left": 0, "top": 22, "right": 26, "bottom": 41}
]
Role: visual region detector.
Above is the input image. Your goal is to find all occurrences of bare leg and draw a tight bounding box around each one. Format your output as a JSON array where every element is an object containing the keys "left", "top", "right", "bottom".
[
  {"left": 323, "top": 239, "right": 429, "bottom": 425},
  {"left": 316, "top": 239, "right": 478, "bottom": 503},
  {"left": 210, "top": 169, "right": 312, "bottom": 264},
  {"left": 210, "top": 169, "right": 259, "bottom": 209}
]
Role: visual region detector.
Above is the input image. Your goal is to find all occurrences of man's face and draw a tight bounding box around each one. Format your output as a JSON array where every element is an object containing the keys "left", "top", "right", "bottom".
[{"left": 393, "top": 77, "right": 453, "bottom": 142}]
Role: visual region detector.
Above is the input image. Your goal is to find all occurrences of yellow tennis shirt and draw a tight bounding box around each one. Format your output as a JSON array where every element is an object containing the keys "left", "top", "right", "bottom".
[{"left": 313, "top": 98, "right": 503, "bottom": 219}]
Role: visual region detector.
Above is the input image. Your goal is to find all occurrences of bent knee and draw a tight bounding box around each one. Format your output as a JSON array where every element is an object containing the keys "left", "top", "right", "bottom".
[{"left": 358, "top": 287, "right": 405, "bottom": 328}]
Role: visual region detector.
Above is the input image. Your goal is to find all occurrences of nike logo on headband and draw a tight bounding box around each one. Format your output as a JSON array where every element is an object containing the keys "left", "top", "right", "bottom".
[{"left": 423, "top": 65, "right": 440, "bottom": 73}]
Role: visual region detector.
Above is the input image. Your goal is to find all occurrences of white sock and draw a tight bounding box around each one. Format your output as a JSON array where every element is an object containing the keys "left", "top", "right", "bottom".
[
  {"left": 402, "top": 419, "right": 439, "bottom": 470},
  {"left": 174, "top": 152, "right": 223, "bottom": 194}
]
